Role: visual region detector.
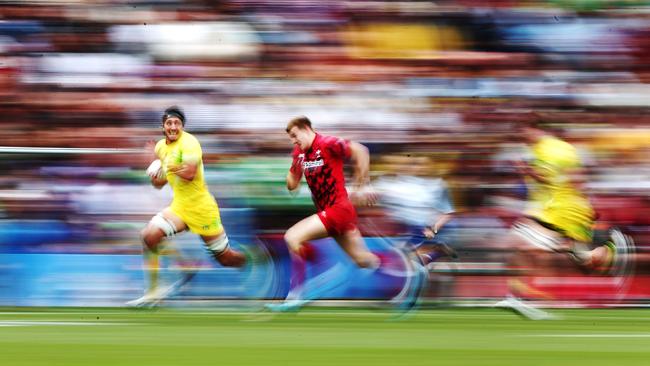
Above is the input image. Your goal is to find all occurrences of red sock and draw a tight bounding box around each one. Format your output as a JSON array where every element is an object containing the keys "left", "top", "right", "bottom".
[{"left": 298, "top": 243, "right": 317, "bottom": 262}]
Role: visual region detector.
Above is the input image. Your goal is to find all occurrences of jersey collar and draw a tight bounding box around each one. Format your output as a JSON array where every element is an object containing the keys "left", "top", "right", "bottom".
[{"left": 305, "top": 133, "right": 321, "bottom": 153}]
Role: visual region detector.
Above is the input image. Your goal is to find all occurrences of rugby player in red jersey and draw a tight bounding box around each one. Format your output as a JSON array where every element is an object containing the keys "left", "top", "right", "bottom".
[{"left": 265, "top": 116, "right": 380, "bottom": 312}]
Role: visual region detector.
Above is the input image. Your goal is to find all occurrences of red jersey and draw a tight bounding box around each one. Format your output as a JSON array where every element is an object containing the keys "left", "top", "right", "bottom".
[{"left": 290, "top": 133, "right": 352, "bottom": 211}]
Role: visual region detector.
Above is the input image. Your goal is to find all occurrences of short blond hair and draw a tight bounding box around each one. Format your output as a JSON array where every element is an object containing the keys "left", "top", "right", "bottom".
[{"left": 286, "top": 116, "right": 312, "bottom": 133}]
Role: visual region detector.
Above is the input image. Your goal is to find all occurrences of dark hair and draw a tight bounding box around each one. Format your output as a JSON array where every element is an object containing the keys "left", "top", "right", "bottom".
[
  {"left": 162, "top": 106, "right": 186, "bottom": 126},
  {"left": 286, "top": 116, "right": 312, "bottom": 133}
]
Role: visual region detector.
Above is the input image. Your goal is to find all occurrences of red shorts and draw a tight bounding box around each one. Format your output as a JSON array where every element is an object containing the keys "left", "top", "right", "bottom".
[{"left": 317, "top": 200, "right": 358, "bottom": 236}]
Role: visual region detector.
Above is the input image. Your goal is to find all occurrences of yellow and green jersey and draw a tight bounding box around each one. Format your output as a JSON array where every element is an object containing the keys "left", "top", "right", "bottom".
[
  {"left": 526, "top": 136, "right": 594, "bottom": 242},
  {"left": 155, "top": 131, "right": 223, "bottom": 236}
]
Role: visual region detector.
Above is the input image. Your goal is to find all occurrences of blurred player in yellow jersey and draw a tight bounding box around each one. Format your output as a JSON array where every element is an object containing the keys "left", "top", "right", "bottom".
[
  {"left": 496, "top": 117, "right": 616, "bottom": 319},
  {"left": 127, "top": 106, "right": 246, "bottom": 307}
]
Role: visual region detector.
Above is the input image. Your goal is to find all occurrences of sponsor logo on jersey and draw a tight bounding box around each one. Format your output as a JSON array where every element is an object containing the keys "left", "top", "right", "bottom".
[{"left": 303, "top": 159, "right": 324, "bottom": 169}]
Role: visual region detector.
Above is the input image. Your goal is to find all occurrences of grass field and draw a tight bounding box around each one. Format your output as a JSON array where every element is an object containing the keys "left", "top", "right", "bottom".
[{"left": 1, "top": 306, "right": 649, "bottom": 366}]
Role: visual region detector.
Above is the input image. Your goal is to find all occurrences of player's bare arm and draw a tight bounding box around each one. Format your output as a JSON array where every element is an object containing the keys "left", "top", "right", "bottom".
[
  {"left": 146, "top": 158, "right": 167, "bottom": 189},
  {"left": 167, "top": 161, "right": 198, "bottom": 181},
  {"left": 424, "top": 213, "right": 453, "bottom": 239},
  {"left": 150, "top": 174, "right": 167, "bottom": 189},
  {"left": 144, "top": 140, "right": 167, "bottom": 189},
  {"left": 348, "top": 141, "right": 370, "bottom": 188},
  {"left": 286, "top": 170, "right": 301, "bottom": 191},
  {"left": 145, "top": 140, "right": 158, "bottom": 162},
  {"left": 286, "top": 149, "right": 303, "bottom": 192},
  {"left": 517, "top": 160, "right": 551, "bottom": 184},
  {"left": 349, "top": 141, "right": 376, "bottom": 206}
]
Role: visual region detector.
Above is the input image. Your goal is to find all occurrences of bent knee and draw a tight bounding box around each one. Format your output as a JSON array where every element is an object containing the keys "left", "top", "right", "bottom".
[
  {"left": 283, "top": 231, "right": 302, "bottom": 253},
  {"left": 140, "top": 227, "right": 162, "bottom": 251}
]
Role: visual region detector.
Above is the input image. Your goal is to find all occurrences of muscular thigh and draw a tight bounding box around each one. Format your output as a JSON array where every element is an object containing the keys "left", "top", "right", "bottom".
[
  {"left": 161, "top": 207, "right": 187, "bottom": 232},
  {"left": 285, "top": 214, "right": 329, "bottom": 248},
  {"left": 144, "top": 207, "right": 187, "bottom": 236},
  {"left": 333, "top": 228, "right": 369, "bottom": 259},
  {"left": 511, "top": 218, "right": 568, "bottom": 253}
]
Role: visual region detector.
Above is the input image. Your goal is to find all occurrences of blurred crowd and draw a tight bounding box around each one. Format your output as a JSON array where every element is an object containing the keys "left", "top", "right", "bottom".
[{"left": 0, "top": 0, "right": 648, "bottom": 271}]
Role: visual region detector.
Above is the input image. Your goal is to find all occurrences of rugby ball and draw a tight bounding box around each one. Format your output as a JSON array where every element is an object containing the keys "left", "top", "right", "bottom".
[{"left": 146, "top": 159, "right": 164, "bottom": 179}]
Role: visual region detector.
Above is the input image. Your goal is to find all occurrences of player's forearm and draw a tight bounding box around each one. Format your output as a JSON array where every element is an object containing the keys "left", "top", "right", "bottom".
[
  {"left": 529, "top": 171, "right": 550, "bottom": 184},
  {"left": 168, "top": 163, "right": 197, "bottom": 181},
  {"left": 349, "top": 142, "right": 370, "bottom": 187},
  {"left": 431, "top": 214, "right": 452, "bottom": 233},
  {"left": 146, "top": 158, "right": 167, "bottom": 189},
  {"left": 286, "top": 171, "right": 300, "bottom": 191},
  {"left": 151, "top": 176, "right": 167, "bottom": 189},
  {"left": 521, "top": 164, "right": 551, "bottom": 184}
]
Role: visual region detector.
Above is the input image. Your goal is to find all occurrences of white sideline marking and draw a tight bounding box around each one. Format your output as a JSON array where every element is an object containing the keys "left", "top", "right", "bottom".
[
  {"left": 523, "top": 334, "right": 650, "bottom": 338},
  {"left": 0, "top": 321, "right": 135, "bottom": 327}
]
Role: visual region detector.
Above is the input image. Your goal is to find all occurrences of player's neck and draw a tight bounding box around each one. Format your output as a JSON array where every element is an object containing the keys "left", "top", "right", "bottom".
[{"left": 304, "top": 132, "right": 317, "bottom": 151}]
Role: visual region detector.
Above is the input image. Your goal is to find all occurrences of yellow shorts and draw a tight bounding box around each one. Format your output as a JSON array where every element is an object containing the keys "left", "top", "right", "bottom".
[
  {"left": 171, "top": 198, "right": 224, "bottom": 236},
  {"left": 538, "top": 201, "right": 594, "bottom": 243}
]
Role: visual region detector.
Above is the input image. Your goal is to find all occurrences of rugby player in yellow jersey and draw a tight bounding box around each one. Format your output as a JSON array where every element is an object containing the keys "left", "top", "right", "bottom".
[
  {"left": 127, "top": 106, "right": 246, "bottom": 307},
  {"left": 496, "top": 118, "right": 616, "bottom": 319}
]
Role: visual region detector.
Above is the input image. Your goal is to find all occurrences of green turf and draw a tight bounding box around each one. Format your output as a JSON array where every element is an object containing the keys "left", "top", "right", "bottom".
[{"left": 1, "top": 307, "right": 649, "bottom": 366}]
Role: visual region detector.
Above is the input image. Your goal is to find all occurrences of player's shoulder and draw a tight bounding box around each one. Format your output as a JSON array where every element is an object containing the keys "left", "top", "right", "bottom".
[
  {"left": 180, "top": 131, "right": 202, "bottom": 147},
  {"left": 318, "top": 134, "right": 349, "bottom": 149},
  {"left": 538, "top": 136, "right": 579, "bottom": 167},
  {"left": 154, "top": 138, "right": 166, "bottom": 152},
  {"left": 538, "top": 136, "right": 574, "bottom": 151},
  {"left": 319, "top": 134, "right": 343, "bottom": 143},
  {"left": 181, "top": 131, "right": 198, "bottom": 142},
  {"left": 546, "top": 137, "right": 578, "bottom": 156}
]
